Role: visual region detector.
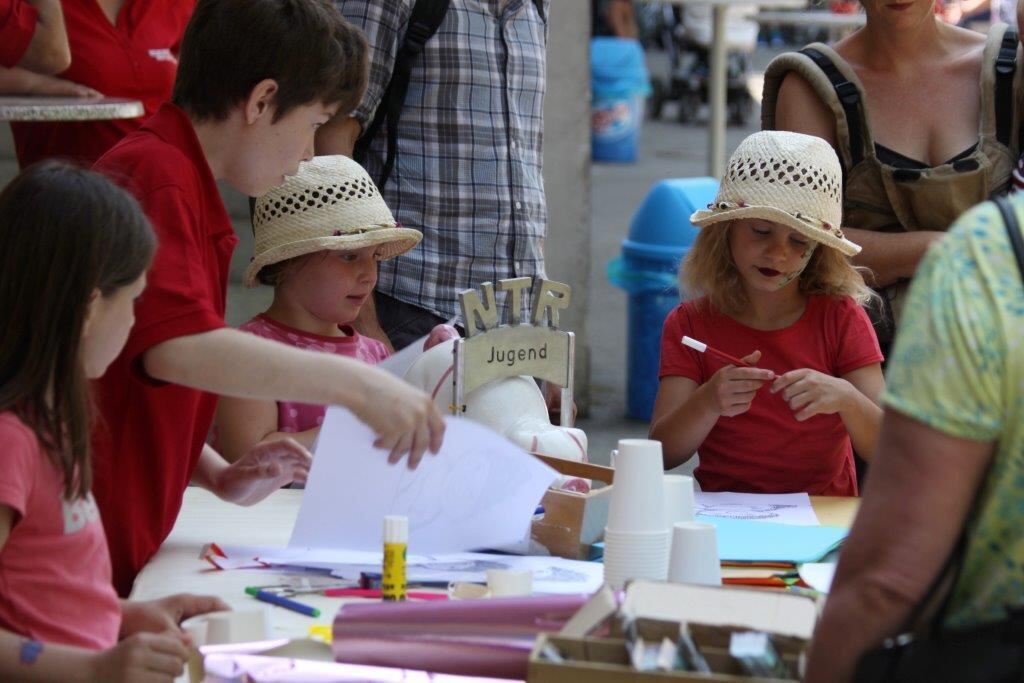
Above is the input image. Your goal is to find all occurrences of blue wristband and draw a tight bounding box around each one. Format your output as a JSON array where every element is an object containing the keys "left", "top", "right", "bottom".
[{"left": 19, "top": 639, "right": 43, "bottom": 665}]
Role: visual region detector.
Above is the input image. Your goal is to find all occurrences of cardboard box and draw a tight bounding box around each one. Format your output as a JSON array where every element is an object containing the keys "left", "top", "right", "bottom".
[
  {"left": 530, "top": 455, "right": 614, "bottom": 560},
  {"left": 527, "top": 581, "right": 818, "bottom": 683},
  {"left": 528, "top": 631, "right": 801, "bottom": 683}
]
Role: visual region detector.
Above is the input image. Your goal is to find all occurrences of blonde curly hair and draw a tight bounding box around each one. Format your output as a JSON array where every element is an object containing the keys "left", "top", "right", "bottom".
[{"left": 681, "top": 220, "right": 875, "bottom": 317}]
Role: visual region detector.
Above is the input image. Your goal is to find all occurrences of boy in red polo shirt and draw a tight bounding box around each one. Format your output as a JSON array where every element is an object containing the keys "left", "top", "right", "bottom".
[{"left": 92, "top": 0, "right": 445, "bottom": 596}]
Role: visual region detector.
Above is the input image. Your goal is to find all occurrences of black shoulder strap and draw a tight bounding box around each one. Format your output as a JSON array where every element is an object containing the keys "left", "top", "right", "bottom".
[
  {"left": 994, "top": 194, "right": 1024, "bottom": 281},
  {"left": 993, "top": 28, "right": 1018, "bottom": 148},
  {"left": 354, "top": 0, "right": 451, "bottom": 189},
  {"left": 355, "top": 0, "right": 545, "bottom": 190},
  {"left": 800, "top": 46, "right": 866, "bottom": 168}
]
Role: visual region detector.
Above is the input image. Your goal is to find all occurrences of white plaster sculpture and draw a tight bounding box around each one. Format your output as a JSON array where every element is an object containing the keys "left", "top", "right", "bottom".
[{"left": 404, "top": 326, "right": 590, "bottom": 492}]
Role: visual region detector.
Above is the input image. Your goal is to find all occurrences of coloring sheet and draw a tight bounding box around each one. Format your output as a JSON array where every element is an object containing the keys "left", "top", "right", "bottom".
[
  {"left": 290, "top": 407, "right": 557, "bottom": 554},
  {"left": 694, "top": 491, "right": 820, "bottom": 526}
]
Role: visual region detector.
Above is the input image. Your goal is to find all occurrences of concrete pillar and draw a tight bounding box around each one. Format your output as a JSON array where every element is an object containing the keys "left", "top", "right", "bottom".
[{"left": 543, "top": 0, "right": 593, "bottom": 413}]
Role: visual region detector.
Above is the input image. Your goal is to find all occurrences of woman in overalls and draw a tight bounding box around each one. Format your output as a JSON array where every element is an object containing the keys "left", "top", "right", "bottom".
[{"left": 761, "top": 0, "right": 1022, "bottom": 353}]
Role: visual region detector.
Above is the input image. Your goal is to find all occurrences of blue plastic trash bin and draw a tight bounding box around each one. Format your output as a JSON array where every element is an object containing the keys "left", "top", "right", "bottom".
[
  {"left": 591, "top": 37, "right": 651, "bottom": 163},
  {"left": 608, "top": 178, "right": 719, "bottom": 420}
]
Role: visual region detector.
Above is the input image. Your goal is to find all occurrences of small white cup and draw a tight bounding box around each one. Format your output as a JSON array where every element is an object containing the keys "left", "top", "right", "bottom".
[
  {"left": 667, "top": 522, "right": 721, "bottom": 586},
  {"left": 486, "top": 569, "right": 533, "bottom": 597},
  {"left": 182, "top": 608, "right": 272, "bottom": 646},
  {"left": 663, "top": 475, "right": 695, "bottom": 529}
]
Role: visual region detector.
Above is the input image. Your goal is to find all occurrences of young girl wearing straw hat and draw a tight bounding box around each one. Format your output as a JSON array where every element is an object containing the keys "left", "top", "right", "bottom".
[
  {"left": 650, "top": 131, "right": 884, "bottom": 496},
  {"left": 215, "top": 155, "right": 423, "bottom": 462}
]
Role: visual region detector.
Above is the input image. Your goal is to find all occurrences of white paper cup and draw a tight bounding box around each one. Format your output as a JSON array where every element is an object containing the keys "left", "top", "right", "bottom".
[
  {"left": 663, "top": 475, "right": 695, "bottom": 529},
  {"left": 667, "top": 522, "right": 721, "bottom": 586},
  {"left": 606, "top": 439, "right": 666, "bottom": 533},
  {"left": 486, "top": 569, "right": 533, "bottom": 597},
  {"left": 183, "top": 608, "right": 273, "bottom": 646}
]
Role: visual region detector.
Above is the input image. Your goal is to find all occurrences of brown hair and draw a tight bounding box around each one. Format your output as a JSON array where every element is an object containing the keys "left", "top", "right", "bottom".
[
  {"left": 0, "top": 162, "right": 156, "bottom": 499},
  {"left": 682, "top": 221, "right": 874, "bottom": 316},
  {"left": 173, "top": 0, "right": 368, "bottom": 123},
  {"left": 256, "top": 255, "right": 305, "bottom": 287}
]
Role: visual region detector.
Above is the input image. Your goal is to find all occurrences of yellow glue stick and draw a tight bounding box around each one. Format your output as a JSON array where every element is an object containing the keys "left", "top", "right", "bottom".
[{"left": 382, "top": 515, "right": 408, "bottom": 601}]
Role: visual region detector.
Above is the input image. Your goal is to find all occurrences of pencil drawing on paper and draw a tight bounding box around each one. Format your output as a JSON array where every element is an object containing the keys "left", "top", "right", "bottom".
[
  {"left": 386, "top": 438, "right": 534, "bottom": 531},
  {"left": 695, "top": 502, "right": 798, "bottom": 521}
]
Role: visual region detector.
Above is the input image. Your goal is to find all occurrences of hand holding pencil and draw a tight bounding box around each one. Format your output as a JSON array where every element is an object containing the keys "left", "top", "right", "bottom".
[{"left": 682, "top": 337, "right": 775, "bottom": 417}]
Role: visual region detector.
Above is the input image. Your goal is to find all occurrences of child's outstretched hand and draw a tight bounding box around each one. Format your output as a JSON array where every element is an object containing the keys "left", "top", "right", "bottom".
[
  {"left": 215, "top": 438, "right": 312, "bottom": 506},
  {"left": 771, "top": 369, "right": 852, "bottom": 421},
  {"left": 120, "top": 594, "right": 230, "bottom": 640},
  {"left": 89, "top": 632, "right": 188, "bottom": 682},
  {"left": 424, "top": 323, "right": 461, "bottom": 349},
  {"left": 704, "top": 350, "right": 775, "bottom": 417},
  {"left": 353, "top": 371, "right": 445, "bottom": 469}
]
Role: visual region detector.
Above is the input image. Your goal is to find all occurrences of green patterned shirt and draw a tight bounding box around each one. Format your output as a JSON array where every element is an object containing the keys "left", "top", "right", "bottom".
[{"left": 884, "top": 195, "right": 1024, "bottom": 628}]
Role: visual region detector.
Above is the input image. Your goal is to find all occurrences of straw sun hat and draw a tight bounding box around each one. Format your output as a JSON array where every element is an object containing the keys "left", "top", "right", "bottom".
[
  {"left": 690, "top": 131, "right": 861, "bottom": 257},
  {"left": 245, "top": 155, "right": 422, "bottom": 287}
]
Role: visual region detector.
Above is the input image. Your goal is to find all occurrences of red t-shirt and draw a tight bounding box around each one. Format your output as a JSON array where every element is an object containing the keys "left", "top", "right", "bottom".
[
  {"left": 92, "top": 102, "right": 237, "bottom": 596},
  {"left": 11, "top": 0, "right": 194, "bottom": 168},
  {"left": 0, "top": 0, "right": 38, "bottom": 67},
  {"left": 0, "top": 413, "right": 121, "bottom": 649},
  {"left": 659, "top": 295, "right": 883, "bottom": 496}
]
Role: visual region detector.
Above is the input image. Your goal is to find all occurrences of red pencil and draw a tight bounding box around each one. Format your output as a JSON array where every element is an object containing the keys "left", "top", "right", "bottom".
[
  {"left": 681, "top": 336, "right": 751, "bottom": 367},
  {"left": 321, "top": 588, "right": 448, "bottom": 601}
]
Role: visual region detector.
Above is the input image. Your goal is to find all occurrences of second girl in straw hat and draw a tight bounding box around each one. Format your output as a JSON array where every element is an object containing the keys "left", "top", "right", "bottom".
[
  {"left": 215, "top": 155, "right": 423, "bottom": 462},
  {"left": 650, "top": 131, "right": 884, "bottom": 496}
]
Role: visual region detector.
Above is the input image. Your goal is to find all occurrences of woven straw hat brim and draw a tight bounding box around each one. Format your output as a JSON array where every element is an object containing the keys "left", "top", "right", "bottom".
[
  {"left": 244, "top": 227, "right": 422, "bottom": 288},
  {"left": 690, "top": 204, "right": 861, "bottom": 257}
]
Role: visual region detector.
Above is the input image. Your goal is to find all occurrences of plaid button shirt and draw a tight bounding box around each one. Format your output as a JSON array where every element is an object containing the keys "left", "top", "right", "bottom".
[{"left": 336, "top": 0, "right": 548, "bottom": 321}]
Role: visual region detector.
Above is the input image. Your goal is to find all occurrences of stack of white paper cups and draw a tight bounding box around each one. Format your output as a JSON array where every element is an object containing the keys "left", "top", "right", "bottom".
[{"left": 604, "top": 439, "right": 670, "bottom": 589}]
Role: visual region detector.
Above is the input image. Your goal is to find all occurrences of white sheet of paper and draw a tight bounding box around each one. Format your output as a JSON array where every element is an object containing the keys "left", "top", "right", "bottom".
[
  {"left": 694, "top": 491, "right": 820, "bottom": 526},
  {"left": 289, "top": 407, "right": 558, "bottom": 554},
  {"left": 376, "top": 318, "right": 458, "bottom": 378},
  {"left": 376, "top": 333, "right": 429, "bottom": 378},
  {"left": 798, "top": 562, "right": 837, "bottom": 593}
]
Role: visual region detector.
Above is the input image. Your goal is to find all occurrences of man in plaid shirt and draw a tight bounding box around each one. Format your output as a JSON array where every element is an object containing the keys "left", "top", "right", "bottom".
[{"left": 319, "top": 0, "right": 548, "bottom": 350}]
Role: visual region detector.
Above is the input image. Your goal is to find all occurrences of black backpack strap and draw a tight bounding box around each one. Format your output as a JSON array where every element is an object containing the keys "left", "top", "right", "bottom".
[
  {"left": 994, "top": 28, "right": 1018, "bottom": 148},
  {"left": 354, "top": 0, "right": 451, "bottom": 189},
  {"left": 355, "top": 0, "right": 545, "bottom": 190},
  {"left": 800, "top": 46, "right": 866, "bottom": 168},
  {"left": 994, "top": 195, "right": 1024, "bottom": 281}
]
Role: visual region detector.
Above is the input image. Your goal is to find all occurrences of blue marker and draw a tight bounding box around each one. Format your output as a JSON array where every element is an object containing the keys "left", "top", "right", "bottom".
[{"left": 245, "top": 587, "right": 320, "bottom": 617}]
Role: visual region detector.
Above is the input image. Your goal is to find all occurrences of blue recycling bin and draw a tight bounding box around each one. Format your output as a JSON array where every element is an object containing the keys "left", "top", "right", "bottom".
[
  {"left": 608, "top": 178, "right": 719, "bottom": 420},
  {"left": 591, "top": 37, "right": 651, "bottom": 163}
]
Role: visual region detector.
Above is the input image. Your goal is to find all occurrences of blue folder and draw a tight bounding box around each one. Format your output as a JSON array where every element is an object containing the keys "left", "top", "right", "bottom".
[
  {"left": 704, "top": 516, "right": 847, "bottom": 564},
  {"left": 589, "top": 518, "right": 848, "bottom": 564}
]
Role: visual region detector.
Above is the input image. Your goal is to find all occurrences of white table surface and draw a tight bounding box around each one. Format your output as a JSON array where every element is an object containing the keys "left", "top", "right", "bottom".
[
  {"left": 0, "top": 96, "right": 143, "bottom": 122},
  {"left": 131, "top": 488, "right": 345, "bottom": 639}
]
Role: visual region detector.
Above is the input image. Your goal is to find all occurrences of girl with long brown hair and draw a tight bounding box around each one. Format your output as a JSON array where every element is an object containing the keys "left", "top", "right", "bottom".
[{"left": 0, "top": 162, "right": 224, "bottom": 682}]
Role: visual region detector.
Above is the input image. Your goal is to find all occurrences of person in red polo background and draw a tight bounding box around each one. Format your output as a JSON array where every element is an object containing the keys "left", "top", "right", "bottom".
[
  {"left": 0, "top": 0, "right": 68, "bottom": 71},
  {"left": 10, "top": 0, "right": 194, "bottom": 168}
]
